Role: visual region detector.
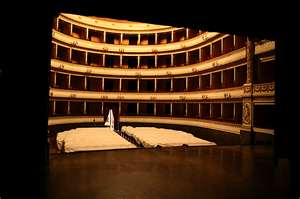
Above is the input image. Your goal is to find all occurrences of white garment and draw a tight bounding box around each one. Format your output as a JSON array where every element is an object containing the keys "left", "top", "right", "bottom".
[{"left": 104, "top": 109, "right": 114, "bottom": 130}]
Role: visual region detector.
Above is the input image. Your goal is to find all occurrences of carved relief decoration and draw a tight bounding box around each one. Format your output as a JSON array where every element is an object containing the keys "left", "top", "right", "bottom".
[
  {"left": 242, "top": 102, "right": 251, "bottom": 125},
  {"left": 150, "top": 96, "right": 157, "bottom": 100},
  {"left": 202, "top": 95, "right": 208, "bottom": 100},
  {"left": 71, "top": 41, "right": 78, "bottom": 46},
  {"left": 253, "top": 83, "right": 275, "bottom": 96},
  {"left": 70, "top": 94, "right": 76, "bottom": 98},
  {"left": 179, "top": 96, "right": 186, "bottom": 100},
  {"left": 224, "top": 93, "right": 231, "bottom": 99}
]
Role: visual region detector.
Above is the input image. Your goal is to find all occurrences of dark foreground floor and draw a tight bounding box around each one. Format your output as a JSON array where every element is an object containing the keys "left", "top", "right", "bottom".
[{"left": 47, "top": 146, "right": 289, "bottom": 199}]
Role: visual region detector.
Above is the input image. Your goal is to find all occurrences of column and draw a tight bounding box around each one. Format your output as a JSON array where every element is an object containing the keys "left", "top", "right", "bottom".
[
  {"left": 209, "top": 103, "right": 212, "bottom": 118},
  {"left": 53, "top": 100, "right": 56, "bottom": 115},
  {"left": 171, "top": 78, "right": 173, "bottom": 91},
  {"left": 101, "top": 102, "right": 104, "bottom": 115},
  {"left": 198, "top": 103, "right": 201, "bottom": 118},
  {"left": 170, "top": 103, "right": 173, "bottom": 116},
  {"left": 68, "top": 74, "right": 71, "bottom": 89},
  {"left": 210, "top": 44, "right": 212, "bottom": 58},
  {"left": 69, "top": 48, "right": 72, "bottom": 62},
  {"left": 199, "top": 75, "right": 201, "bottom": 90},
  {"left": 221, "top": 70, "right": 224, "bottom": 88},
  {"left": 154, "top": 79, "right": 157, "bottom": 92},
  {"left": 102, "top": 77, "right": 105, "bottom": 91},
  {"left": 186, "top": 77, "right": 188, "bottom": 91},
  {"left": 119, "top": 102, "right": 121, "bottom": 115},
  {"left": 86, "top": 28, "right": 89, "bottom": 40},
  {"left": 246, "top": 37, "right": 255, "bottom": 84},
  {"left": 103, "top": 31, "right": 106, "bottom": 43},
  {"left": 154, "top": 103, "right": 156, "bottom": 116},
  {"left": 102, "top": 54, "right": 105, "bottom": 66},
  {"left": 119, "top": 78, "right": 122, "bottom": 91},
  {"left": 154, "top": 55, "right": 157, "bottom": 68},
  {"left": 241, "top": 37, "right": 255, "bottom": 145},
  {"left": 120, "top": 55, "right": 123, "bottom": 67},
  {"left": 120, "top": 33, "right": 123, "bottom": 44},
  {"left": 137, "top": 56, "right": 140, "bottom": 68},
  {"left": 84, "top": 76, "right": 87, "bottom": 90},
  {"left": 54, "top": 72, "right": 57, "bottom": 87},
  {"left": 210, "top": 73, "right": 212, "bottom": 88},
  {"left": 54, "top": 44, "right": 58, "bottom": 59},
  {"left": 67, "top": 101, "right": 70, "bottom": 115},
  {"left": 137, "top": 103, "right": 139, "bottom": 115},
  {"left": 70, "top": 24, "right": 73, "bottom": 36},
  {"left": 233, "top": 103, "right": 236, "bottom": 121},
  {"left": 155, "top": 33, "right": 158, "bottom": 44},
  {"left": 221, "top": 103, "right": 224, "bottom": 119},
  {"left": 199, "top": 48, "right": 201, "bottom": 62},
  {"left": 171, "top": 30, "right": 174, "bottom": 42},
  {"left": 186, "top": 52, "right": 189, "bottom": 65},
  {"left": 234, "top": 67, "right": 236, "bottom": 85},
  {"left": 171, "top": 54, "right": 174, "bottom": 66},
  {"left": 83, "top": 101, "right": 87, "bottom": 115},
  {"left": 85, "top": 51, "right": 88, "bottom": 65},
  {"left": 221, "top": 38, "right": 224, "bottom": 54},
  {"left": 137, "top": 79, "right": 140, "bottom": 92},
  {"left": 233, "top": 35, "right": 236, "bottom": 48},
  {"left": 185, "top": 103, "right": 188, "bottom": 117},
  {"left": 186, "top": 28, "right": 189, "bottom": 39},
  {"left": 137, "top": 34, "right": 141, "bottom": 45}
]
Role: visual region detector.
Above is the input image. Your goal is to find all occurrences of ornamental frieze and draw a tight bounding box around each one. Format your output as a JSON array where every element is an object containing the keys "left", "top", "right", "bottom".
[
  {"left": 100, "top": 95, "right": 108, "bottom": 99},
  {"left": 117, "top": 96, "right": 124, "bottom": 100},
  {"left": 85, "top": 69, "right": 92, "bottom": 74},
  {"left": 58, "top": 64, "right": 64, "bottom": 69},
  {"left": 166, "top": 71, "right": 172, "bottom": 76},
  {"left": 224, "top": 93, "right": 231, "bottom": 99},
  {"left": 244, "top": 86, "right": 251, "bottom": 93},
  {"left": 70, "top": 94, "right": 76, "bottom": 98},
  {"left": 152, "top": 49, "right": 158, "bottom": 53},
  {"left": 179, "top": 96, "right": 186, "bottom": 100},
  {"left": 71, "top": 41, "right": 78, "bottom": 46},
  {"left": 201, "top": 95, "right": 208, "bottom": 99},
  {"left": 253, "top": 83, "right": 275, "bottom": 96},
  {"left": 150, "top": 96, "right": 157, "bottom": 100},
  {"left": 192, "top": 68, "right": 198, "bottom": 72}
]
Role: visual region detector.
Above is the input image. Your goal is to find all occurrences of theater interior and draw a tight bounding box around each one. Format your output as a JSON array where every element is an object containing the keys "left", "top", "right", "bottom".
[{"left": 0, "top": 1, "right": 298, "bottom": 199}]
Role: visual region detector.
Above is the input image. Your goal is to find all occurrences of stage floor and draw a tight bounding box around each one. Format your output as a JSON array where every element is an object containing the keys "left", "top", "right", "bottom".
[{"left": 47, "top": 146, "right": 289, "bottom": 199}]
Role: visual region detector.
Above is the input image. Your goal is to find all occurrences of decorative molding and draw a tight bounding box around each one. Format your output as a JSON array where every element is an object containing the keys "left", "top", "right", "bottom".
[
  {"left": 150, "top": 96, "right": 157, "bottom": 100},
  {"left": 71, "top": 41, "right": 78, "bottom": 46},
  {"left": 224, "top": 93, "right": 231, "bottom": 99},
  {"left": 70, "top": 94, "right": 76, "bottom": 98},
  {"left": 100, "top": 95, "right": 108, "bottom": 99},
  {"left": 58, "top": 64, "right": 64, "bottom": 69},
  {"left": 179, "top": 96, "right": 186, "bottom": 100},
  {"left": 253, "top": 82, "right": 275, "bottom": 97},
  {"left": 166, "top": 71, "right": 172, "bottom": 76},
  {"left": 201, "top": 95, "right": 208, "bottom": 99}
]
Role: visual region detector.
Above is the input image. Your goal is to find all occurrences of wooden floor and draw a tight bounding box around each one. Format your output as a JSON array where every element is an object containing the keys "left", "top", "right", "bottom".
[{"left": 47, "top": 146, "right": 289, "bottom": 199}]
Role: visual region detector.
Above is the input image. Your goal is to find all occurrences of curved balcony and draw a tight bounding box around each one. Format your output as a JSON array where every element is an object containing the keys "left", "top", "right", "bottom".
[
  {"left": 49, "top": 87, "right": 244, "bottom": 101},
  {"left": 50, "top": 40, "right": 274, "bottom": 77},
  {"left": 53, "top": 29, "right": 220, "bottom": 54},
  {"left": 60, "top": 13, "right": 178, "bottom": 33}
]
